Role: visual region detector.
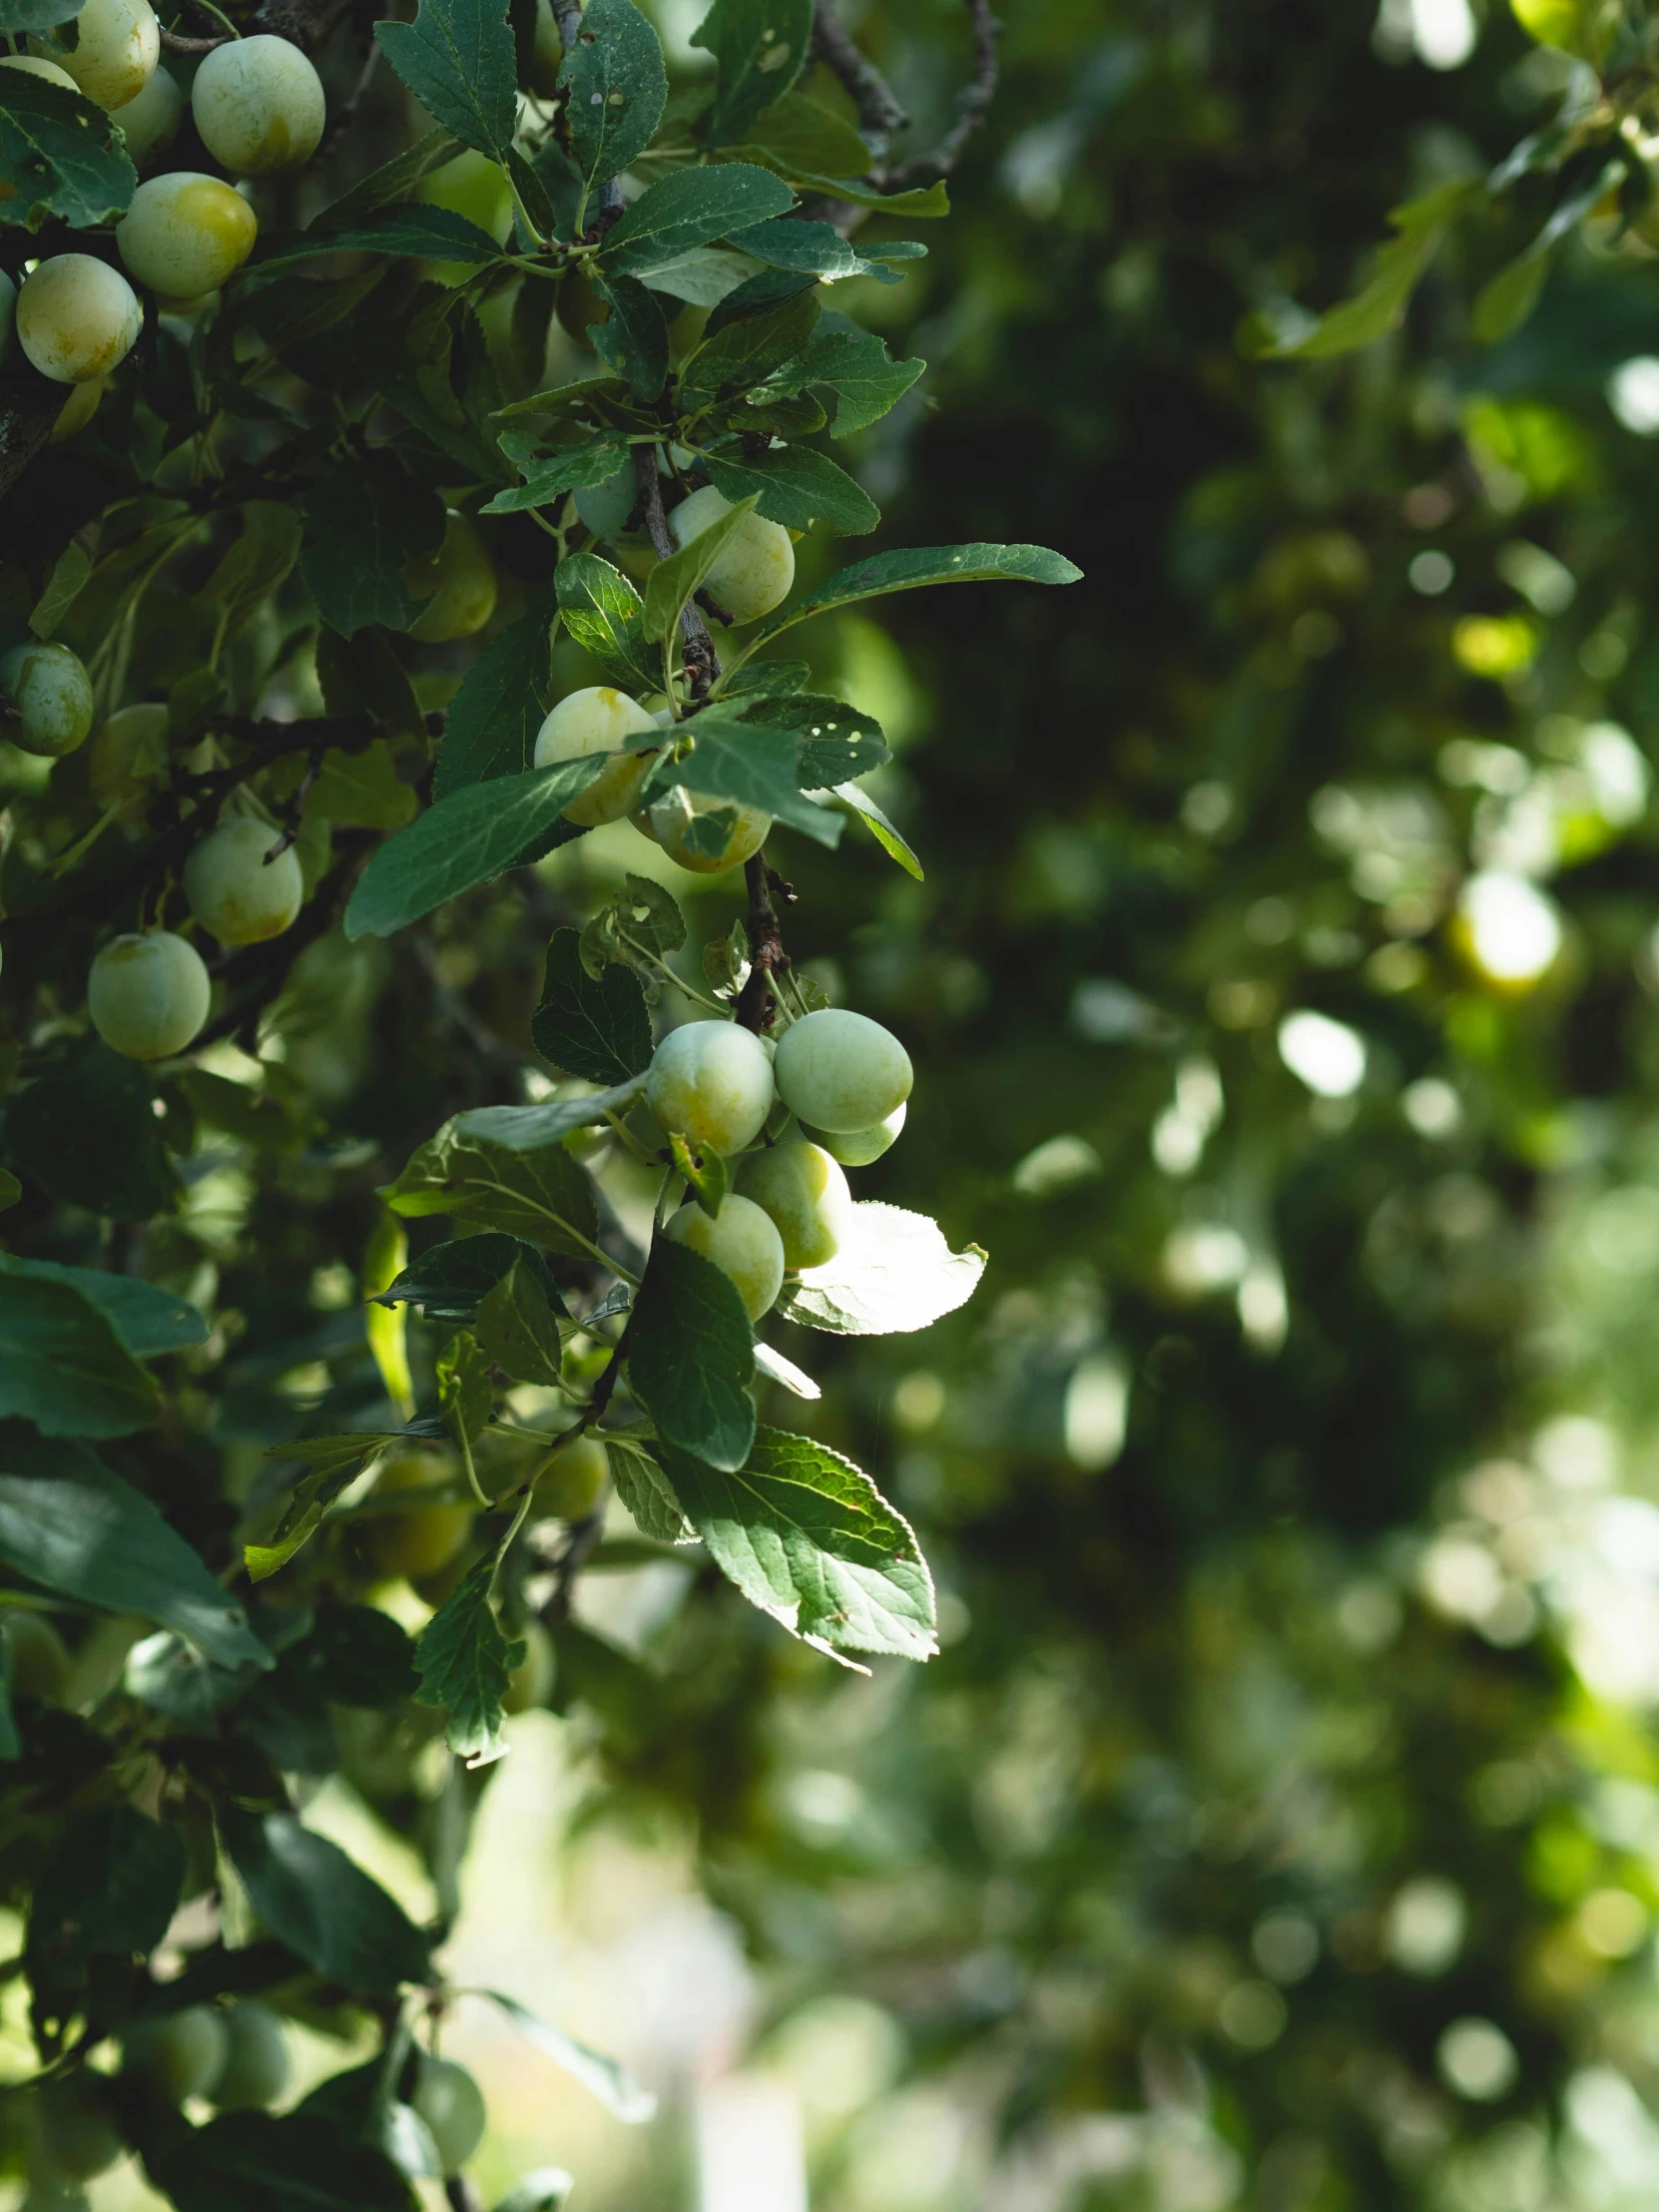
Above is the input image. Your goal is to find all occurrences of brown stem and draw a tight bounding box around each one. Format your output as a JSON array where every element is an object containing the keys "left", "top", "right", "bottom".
[
  {"left": 811, "top": 0, "right": 908, "bottom": 169},
  {"left": 318, "top": 36, "right": 380, "bottom": 156},
  {"left": 735, "top": 854, "right": 792, "bottom": 1033},
  {"left": 248, "top": 0, "right": 358, "bottom": 54},
  {"left": 632, "top": 444, "right": 721, "bottom": 699},
  {"left": 159, "top": 26, "right": 232, "bottom": 49},
  {"left": 888, "top": 0, "right": 1001, "bottom": 186}
]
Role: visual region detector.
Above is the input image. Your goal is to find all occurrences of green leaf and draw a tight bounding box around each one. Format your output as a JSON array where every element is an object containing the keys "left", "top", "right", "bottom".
[
  {"left": 627, "top": 1239, "right": 755, "bottom": 1472},
  {"left": 221, "top": 1811, "right": 432, "bottom": 1996},
  {"left": 312, "top": 124, "right": 467, "bottom": 231},
  {"left": 0, "top": 0, "right": 84, "bottom": 27},
  {"left": 648, "top": 711, "right": 843, "bottom": 844},
  {"left": 833, "top": 777, "right": 922, "bottom": 877},
  {"left": 660, "top": 1424, "right": 935, "bottom": 1659},
  {"left": 700, "top": 441, "right": 879, "bottom": 533},
  {"left": 476, "top": 1257, "right": 566, "bottom": 1386},
  {"left": 589, "top": 273, "right": 671, "bottom": 400},
  {"left": 705, "top": 263, "right": 819, "bottom": 330},
  {"left": 494, "top": 2170, "right": 576, "bottom": 2212},
  {"left": 1272, "top": 181, "right": 1480, "bottom": 359},
  {"left": 739, "top": 690, "right": 889, "bottom": 784},
  {"left": 778, "top": 1201, "right": 985, "bottom": 1334},
  {"left": 742, "top": 539, "right": 1082, "bottom": 651},
  {"left": 199, "top": 501, "right": 303, "bottom": 643},
  {"left": 1472, "top": 251, "right": 1553, "bottom": 346},
  {"left": 0, "top": 1623, "right": 18, "bottom": 1761},
  {"left": 670, "top": 1131, "right": 729, "bottom": 1219},
  {"left": 251, "top": 205, "right": 505, "bottom": 274},
  {"left": 4, "top": 1041, "right": 180, "bottom": 1220},
  {"left": 448, "top": 1079, "right": 649, "bottom": 1149},
  {"left": 436, "top": 1331, "right": 493, "bottom": 1447},
  {"left": 635, "top": 244, "right": 765, "bottom": 305},
  {"left": 317, "top": 625, "right": 425, "bottom": 741},
  {"left": 0, "top": 1270, "right": 161, "bottom": 1438},
  {"left": 412, "top": 1558, "right": 523, "bottom": 1767},
  {"left": 30, "top": 539, "right": 93, "bottom": 637},
  {"left": 306, "top": 741, "right": 419, "bottom": 831},
  {"left": 677, "top": 286, "right": 821, "bottom": 409},
  {"left": 0, "top": 1424, "right": 273, "bottom": 1668},
  {"left": 734, "top": 88, "right": 871, "bottom": 178},
  {"left": 0, "top": 73, "right": 135, "bottom": 232},
  {"left": 29, "top": 1806, "right": 185, "bottom": 1972},
  {"left": 374, "top": 0, "right": 517, "bottom": 165},
  {"left": 785, "top": 327, "right": 924, "bottom": 436},
  {"left": 432, "top": 599, "right": 554, "bottom": 799},
  {"left": 555, "top": 551, "right": 660, "bottom": 693},
  {"left": 381, "top": 1118, "right": 602, "bottom": 1258},
  {"left": 474, "top": 1988, "right": 658, "bottom": 2121},
  {"left": 726, "top": 215, "right": 887, "bottom": 279},
  {"left": 532, "top": 927, "right": 655, "bottom": 1084},
  {"left": 605, "top": 1434, "right": 694, "bottom": 1541},
  {"left": 765, "top": 169, "right": 948, "bottom": 216},
  {"left": 154, "top": 2110, "right": 419, "bottom": 2212},
  {"left": 481, "top": 432, "right": 632, "bottom": 514},
  {"left": 600, "top": 162, "right": 795, "bottom": 276},
  {"left": 301, "top": 454, "right": 446, "bottom": 638},
  {"left": 582, "top": 872, "right": 688, "bottom": 977},
  {"left": 250, "top": 1433, "right": 404, "bottom": 1582},
  {"left": 1509, "top": 0, "right": 1614, "bottom": 58},
  {"left": 0, "top": 1254, "right": 206, "bottom": 1359},
  {"left": 372, "top": 1234, "right": 567, "bottom": 1327},
  {"left": 559, "top": 0, "right": 668, "bottom": 210},
  {"left": 0, "top": 1172, "right": 19, "bottom": 1217},
  {"left": 343, "top": 757, "right": 606, "bottom": 939},
  {"left": 644, "top": 492, "right": 761, "bottom": 643},
  {"left": 692, "top": 0, "right": 812, "bottom": 144}
]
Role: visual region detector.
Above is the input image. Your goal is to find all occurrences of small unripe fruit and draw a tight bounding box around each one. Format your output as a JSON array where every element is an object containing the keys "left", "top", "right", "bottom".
[
  {"left": 15, "top": 256, "right": 141, "bottom": 384},
  {"left": 363, "top": 1455, "right": 473, "bottom": 1581},
  {"left": 533, "top": 686, "right": 659, "bottom": 825},
  {"left": 87, "top": 932, "right": 211, "bottom": 1060},
  {"left": 117, "top": 172, "right": 258, "bottom": 299},
  {"left": 668, "top": 485, "right": 795, "bottom": 623},
  {"left": 664, "top": 1194, "right": 785, "bottom": 1321},
  {"left": 805, "top": 1101, "right": 906, "bottom": 1166},
  {"left": 123, "top": 2007, "right": 229, "bottom": 2103},
  {"left": 738, "top": 1140, "right": 853, "bottom": 1271},
  {"left": 502, "top": 1619, "right": 555, "bottom": 1712},
  {"left": 29, "top": 0, "right": 159, "bottom": 109},
  {"left": 774, "top": 1008, "right": 912, "bottom": 1135},
  {"left": 191, "top": 36, "right": 324, "bottom": 175},
  {"left": 2, "top": 54, "right": 80, "bottom": 89},
  {"left": 183, "top": 818, "right": 302, "bottom": 945},
  {"left": 648, "top": 789, "right": 771, "bottom": 874},
  {"left": 210, "top": 2002, "right": 290, "bottom": 2111},
  {"left": 34, "top": 2079, "right": 124, "bottom": 2181},
  {"left": 90, "top": 702, "right": 170, "bottom": 812},
  {"left": 533, "top": 1433, "right": 609, "bottom": 1519},
  {"left": 115, "top": 60, "right": 183, "bottom": 164},
  {"left": 406, "top": 514, "right": 497, "bottom": 642},
  {"left": 1, "top": 641, "right": 94, "bottom": 757},
  {"left": 646, "top": 1020, "right": 775, "bottom": 1156},
  {"left": 410, "top": 2056, "right": 486, "bottom": 2174},
  {"left": 3, "top": 1610, "right": 71, "bottom": 1702}
]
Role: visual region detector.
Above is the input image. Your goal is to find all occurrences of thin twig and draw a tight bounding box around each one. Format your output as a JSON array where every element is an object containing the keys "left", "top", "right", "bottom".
[
  {"left": 811, "top": 0, "right": 907, "bottom": 168},
  {"left": 889, "top": 0, "right": 1001, "bottom": 186},
  {"left": 633, "top": 445, "right": 721, "bottom": 699},
  {"left": 318, "top": 36, "right": 380, "bottom": 157},
  {"left": 160, "top": 26, "right": 232, "bottom": 49},
  {"left": 735, "top": 854, "right": 792, "bottom": 1033}
]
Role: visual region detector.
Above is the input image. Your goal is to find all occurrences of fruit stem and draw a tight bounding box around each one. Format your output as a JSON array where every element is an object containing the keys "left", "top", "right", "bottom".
[{"left": 736, "top": 854, "right": 791, "bottom": 1032}]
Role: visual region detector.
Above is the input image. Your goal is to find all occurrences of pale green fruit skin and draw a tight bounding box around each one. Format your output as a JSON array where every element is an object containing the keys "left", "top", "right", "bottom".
[
  {"left": 30, "top": 0, "right": 158, "bottom": 109},
  {"left": 15, "top": 257, "right": 141, "bottom": 384},
  {"left": 117, "top": 173, "right": 258, "bottom": 298},
  {"left": 88, "top": 932, "right": 211, "bottom": 1060},
  {"left": 649, "top": 790, "right": 771, "bottom": 874},
  {"left": 90, "top": 702, "right": 169, "bottom": 811},
  {"left": 365, "top": 1455, "right": 473, "bottom": 1580},
  {"left": 534, "top": 1432, "right": 610, "bottom": 1519},
  {"left": 737, "top": 1139, "right": 853, "bottom": 1271},
  {"left": 2, "top": 53, "right": 80, "bottom": 89},
  {"left": 114, "top": 61, "right": 183, "bottom": 164},
  {"left": 411, "top": 2057, "right": 487, "bottom": 2174},
  {"left": 646, "top": 1020, "right": 775, "bottom": 1156},
  {"left": 3, "top": 1610, "right": 71, "bottom": 1702},
  {"left": 533, "top": 686, "right": 659, "bottom": 825},
  {"left": 191, "top": 36, "right": 324, "bottom": 175},
  {"left": 210, "top": 2002, "right": 291, "bottom": 2111},
  {"left": 1, "top": 642, "right": 94, "bottom": 756},
  {"left": 774, "top": 1008, "right": 913, "bottom": 1135},
  {"left": 184, "top": 818, "right": 302, "bottom": 944},
  {"left": 35, "top": 2080, "right": 124, "bottom": 2181},
  {"left": 665, "top": 1194, "right": 786, "bottom": 1321},
  {"left": 805, "top": 1100, "right": 906, "bottom": 1166},
  {"left": 502, "top": 1619, "right": 555, "bottom": 1713},
  {"left": 124, "top": 2007, "right": 230, "bottom": 2102},
  {"left": 407, "top": 515, "right": 497, "bottom": 642},
  {"left": 668, "top": 485, "right": 795, "bottom": 623}
]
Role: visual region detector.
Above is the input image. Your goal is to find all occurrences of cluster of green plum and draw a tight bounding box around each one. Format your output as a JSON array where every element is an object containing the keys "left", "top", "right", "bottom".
[{"left": 0, "top": 9, "right": 326, "bottom": 390}]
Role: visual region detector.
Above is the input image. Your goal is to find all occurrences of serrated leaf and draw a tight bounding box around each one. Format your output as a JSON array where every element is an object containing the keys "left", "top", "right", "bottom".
[
  {"left": 249, "top": 205, "right": 503, "bottom": 276},
  {"left": 739, "top": 691, "right": 888, "bottom": 783},
  {"left": 659, "top": 1424, "right": 935, "bottom": 1659},
  {"left": 834, "top": 777, "right": 921, "bottom": 876},
  {"left": 482, "top": 431, "right": 632, "bottom": 513},
  {"left": 718, "top": 657, "right": 811, "bottom": 698},
  {"left": 605, "top": 1437, "right": 694, "bottom": 1541},
  {"left": 250, "top": 1432, "right": 403, "bottom": 1581},
  {"left": 375, "top": 0, "right": 517, "bottom": 165},
  {"left": 589, "top": 272, "right": 671, "bottom": 400},
  {"left": 741, "top": 539, "right": 1082, "bottom": 652},
  {"left": 636, "top": 244, "right": 764, "bottom": 304},
  {"left": 312, "top": 124, "right": 467, "bottom": 231},
  {"left": 0, "top": 73, "right": 135, "bottom": 231},
  {"left": 726, "top": 215, "right": 888, "bottom": 279},
  {"left": 437, "top": 1330, "right": 493, "bottom": 1446},
  {"left": 786, "top": 326, "right": 924, "bottom": 436},
  {"left": 734, "top": 88, "right": 870, "bottom": 178},
  {"left": 344, "top": 757, "right": 606, "bottom": 939},
  {"left": 222, "top": 1811, "right": 432, "bottom": 1994},
  {"left": 677, "top": 286, "right": 821, "bottom": 409},
  {"left": 703, "top": 916, "right": 750, "bottom": 997},
  {"left": 560, "top": 0, "right": 667, "bottom": 216},
  {"left": 531, "top": 927, "right": 655, "bottom": 1083},
  {"left": 381, "top": 1118, "right": 602, "bottom": 1258},
  {"left": 432, "top": 599, "right": 555, "bottom": 799},
  {"left": 644, "top": 491, "right": 762, "bottom": 644},
  {"left": 600, "top": 161, "right": 795, "bottom": 276},
  {"left": 778, "top": 1202, "right": 985, "bottom": 1334},
  {"left": 372, "top": 1234, "right": 567, "bottom": 1326},
  {"left": 692, "top": 0, "right": 812, "bottom": 144},
  {"left": 413, "top": 1559, "right": 523, "bottom": 1767},
  {"left": 700, "top": 441, "right": 879, "bottom": 533},
  {"left": 555, "top": 550, "right": 660, "bottom": 693},
  {"left": 450, "top": 1079, "right": 648, "bottom": 1150},
  {"left": 627, "top": 1240, "right": 755, "bottom": 1471},
  {"left": 301, "top": 455, "right": 446, "bottom": 638},
  {"left": 647, "top": 712, "right": 843, "bottom": 844},
  {"left": 476, "top": 1258, "right": 565, "bottom": 1386}
]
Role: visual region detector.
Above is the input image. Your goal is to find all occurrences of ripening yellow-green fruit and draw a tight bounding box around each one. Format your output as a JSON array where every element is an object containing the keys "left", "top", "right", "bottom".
[
  {"left": 117, "top": 172, "right": 258, "bottom": 299},
  {"left": 15, "top": 255, "right": 141, "bottom": 383},
  {"left": 804, "top": 1100, "right": 905, "bottom": 1166},
  {"left": 738, "top": 1139, "right": 854, "bottom": 1271},
  {"left": 647, "top": 789, "right": 771, "bottom": 874},
  {"left": 34, "top": 2078, "right": 125, "bottom": 2181},
  {"left": 123, "top": 2006, "right": 229, "bottom": 2103},
  {"left": 406, "top": 515, "right": 497, "bottom": 642},
  {"left": 90, "top": 702, "right": 170, "bottom": 812},
  {"left": 664, "top": 1194, "right": 785, "bottom": 1321},
  {"left": 183, "top": 818, "right": 303, "bottom": 945},
  {"left": 502, "top": 1618, "right": 555, "bottom": 1712},
  {"left": 115, "top": 60, "right": 184, "bottom": 164},
  {"left": 646, "top": 1019, "right": 775, "bottom": 1156},
  {"left": 668, "top": 485, "right": 795, "bottom": 623},
  {"left": 363, "top": 1455, "right": 473, "bottom": 1581},
  {"left": 1, "top": 641, "right": 94, "bottom": 757},
  {"left": 209, "top": 2002, "right": 291, "bottom": 2111},
  {"left": 533, "top": 686, "right": 659, "bottom": 825},
  {"left": 534, "top": 1433, "right": 609, "bottom": 1519},
  {"left": 1, "top": 53, "right": 80, "bottom": 89},
  {"left": 773, "top": 1008, "right": 912, "bottom": 1135},
  {"left": 87, "top": 932, "right": 212, "bottom": 1061},
  {"left": 30, "top": 0, "right": 158, "bottom": 109},
  {"left": 3, "top": 1610, "right": 71, "bottom": 1702},
  {"left": 191, "top": 36, "right": 324, "bottom": 175},
  {"left": 410, "top": 2056, "right": 486, "bottom": 2174}
]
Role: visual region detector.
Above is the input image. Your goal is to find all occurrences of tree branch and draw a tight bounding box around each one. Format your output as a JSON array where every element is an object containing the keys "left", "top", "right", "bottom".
[
  {"left": 811, "top": 0, "right": 908, "bottom": 168},
  {"left": 248, "top": 0, "right": 358, "bottom": 54},
  {"left": 888, "top": 0, "right": 1001, "bottom": 186},
  {"left": 736, "top": 854, "right": 792, "bottom": 1032},
  {"left": 632, "top": 444, "right": 721, "bottom": 699},
  {"left": 811, "top": 0, "right": 1001, "bottom": 195}
]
